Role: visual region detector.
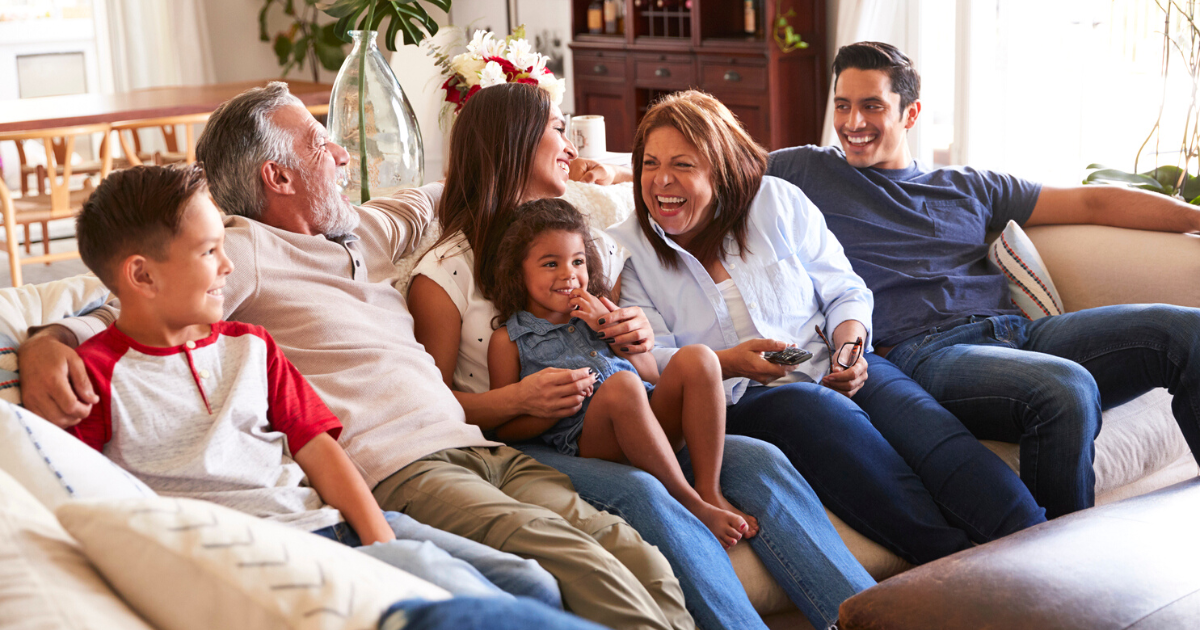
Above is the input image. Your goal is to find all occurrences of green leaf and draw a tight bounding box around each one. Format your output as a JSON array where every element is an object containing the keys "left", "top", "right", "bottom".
[
  {"left": 323, "top": 0, "right": 367, "bottom": 18},
  {"left": 314, "top": 37, "right": 347, "bottom": 70},
  {"left": 1141, "top": 165, "right": 1186, "bottom": 194},
  {"left": 284, "top": 0, "right": 296, "bottom": 15},
  {"left": 293, "top": 35, "right": 311, "bottom": 68},
  {"left": 1084, "top": 163, "right": 1109, "bottom": 170},
  {"left": 333, "top": 6, "right": 366, "bottom": 43},
  {"left": 1182, "top": 172, "right": 1200, "bottom": 201},
  {"left": 273, "top": 34, "right": 294, "bottom": 65},
  {"left": 390, "top": 0, "right": 437, "bottom": 48},
  {"left": 259, "top": 0, "right": 276, "bottom": 41},
  {"left": 1082, "top": 168, "right": 1166, "bottom": 191},
  {"left": 319, "top": 21, "right": 344, "bottom": 46}
]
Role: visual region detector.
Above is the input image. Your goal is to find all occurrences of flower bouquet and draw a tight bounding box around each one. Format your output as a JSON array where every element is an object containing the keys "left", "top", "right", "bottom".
[{"left": 423, "top": 26, "right": 566, "bottom": 119}]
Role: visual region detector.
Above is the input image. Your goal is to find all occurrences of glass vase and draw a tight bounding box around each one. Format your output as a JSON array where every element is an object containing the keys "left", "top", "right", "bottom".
[{"left": 327, "top": 30, "right": 423, "bottom": 203}]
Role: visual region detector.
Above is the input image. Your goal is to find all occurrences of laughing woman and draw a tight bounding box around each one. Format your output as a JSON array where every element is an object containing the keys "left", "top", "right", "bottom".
[
  {"left": 609, "top": 90, "right": 1047, "bottom": 569},
  {"left": 407, "top": 83, "right": 873, "bottom": 630}
]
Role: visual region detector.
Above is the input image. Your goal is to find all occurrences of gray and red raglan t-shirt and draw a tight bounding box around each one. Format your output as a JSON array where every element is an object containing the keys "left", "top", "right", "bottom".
[{"left": 71, "top": 320, "right": 344, "bottom": 532}]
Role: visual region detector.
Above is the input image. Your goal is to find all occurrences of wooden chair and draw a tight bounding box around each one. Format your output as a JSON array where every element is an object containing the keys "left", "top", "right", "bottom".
[
  {"left": 111, "top": 112, "right": 211, "bottom": 167},
  {"left": 0, "top": 123, "right": 112, "bottom": 287},
  {"left": 5, "top": 133, "right": 126, "bottom": 258}
]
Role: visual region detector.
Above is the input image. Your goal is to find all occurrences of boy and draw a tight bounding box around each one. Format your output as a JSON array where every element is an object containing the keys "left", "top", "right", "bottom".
[{"left": 69, "top": 164, "right": 560, "bottom": 606}]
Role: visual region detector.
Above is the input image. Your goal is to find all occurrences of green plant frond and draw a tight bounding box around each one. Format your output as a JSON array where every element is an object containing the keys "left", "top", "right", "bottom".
[
  {"left": 1141, "top": 164, "right": 1188, "bottom": 190},
  {"left": 388, "top": 0, "right": 438, "bottom": 48},
  {"left": 323, "top": 0, "right": 366, "bottom": 18},
  {"left": 293, "top": 35, "right": 311, "bottom": 68},
  {"left": 1083, "top": 168, "right": 1167, "bottom": 191},
  {"left": 283, "top": 0, "right": 296, "bottom": 16},
  {"left": 1084, "top": 163, "right": 1109, "bottom": 170}
]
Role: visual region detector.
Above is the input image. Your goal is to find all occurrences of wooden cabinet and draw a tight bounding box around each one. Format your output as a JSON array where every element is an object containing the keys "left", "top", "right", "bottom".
[{"left": 568, "top": 0, "right": 827, "bottom": 152}]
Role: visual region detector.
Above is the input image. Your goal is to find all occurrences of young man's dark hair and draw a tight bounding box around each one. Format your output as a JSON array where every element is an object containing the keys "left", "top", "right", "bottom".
[
  {"left": 75, "top": 164, "right": 208, "bottom": 290},
  {"left": 832, "top": 41, "right": 922, "bottom": 112}
]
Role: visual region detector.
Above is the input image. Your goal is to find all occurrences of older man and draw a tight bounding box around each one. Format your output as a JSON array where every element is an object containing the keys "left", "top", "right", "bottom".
[{"left": 21, "top": 83, "right": 692, "bottom": 630}]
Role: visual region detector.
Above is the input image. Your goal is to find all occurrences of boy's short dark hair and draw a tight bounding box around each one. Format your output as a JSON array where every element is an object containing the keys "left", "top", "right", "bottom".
[
  {"left": 76, "top": 164, "right": 208, "bottom": 290},
  {"left": 832, "top": 41, "right": 921, "bottom": 112}
]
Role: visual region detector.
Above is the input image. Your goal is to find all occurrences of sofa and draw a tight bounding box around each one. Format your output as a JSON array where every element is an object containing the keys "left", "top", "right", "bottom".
[{"left": 1, "top": 182, "right": 1197, "bottom": 630}]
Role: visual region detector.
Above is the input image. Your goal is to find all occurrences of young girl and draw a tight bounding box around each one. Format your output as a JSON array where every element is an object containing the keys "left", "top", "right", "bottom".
[{"left": 486, "top": 198, "right": 757, "bottom": 548}]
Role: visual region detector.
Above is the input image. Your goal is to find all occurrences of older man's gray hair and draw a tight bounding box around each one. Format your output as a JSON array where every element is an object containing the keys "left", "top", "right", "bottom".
[{"left": 196, "top": 81, "right": 303, "bottom": 220}]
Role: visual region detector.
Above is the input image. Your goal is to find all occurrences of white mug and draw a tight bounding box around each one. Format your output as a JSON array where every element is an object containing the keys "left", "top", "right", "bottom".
[{"left": 570, "top": 115, "right": 607, "bottom": 159}]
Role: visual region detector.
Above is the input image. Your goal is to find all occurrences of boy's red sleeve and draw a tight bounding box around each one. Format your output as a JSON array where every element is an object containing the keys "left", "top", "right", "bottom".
[
  {"left": 68, "top": 337, "right": 119, "bottom": 451},
  {"left": 249, "top": 326, "right": 342, "bottom": 455}
]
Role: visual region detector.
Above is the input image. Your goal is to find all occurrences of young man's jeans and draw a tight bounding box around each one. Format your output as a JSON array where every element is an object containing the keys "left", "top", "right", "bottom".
[
  {"left": 885, "top": 305, "right": 1200, "bottom": 518},
  {"left": 380, "top": 597, "right": 609, "bottom": 630},
  {"left": 520, "top": 435, "right": 875, "bottom": 630},
  {"left": 311, "top": 510, "right": 561, "bottom": 608}
]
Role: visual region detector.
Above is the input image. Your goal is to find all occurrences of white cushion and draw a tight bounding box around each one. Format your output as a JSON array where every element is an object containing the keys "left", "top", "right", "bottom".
[
  {"left": 56, "top": 496, "right": 451, "bottom": 630},
  {"left": 987, "top": 220, "right": 1064, "bottom": 319},
  {"left": 0, "top": 401, "right": 155, "bottom": 511},
  {"left": 981, "top": 388, "right": 1193, "bottom": 497},
  {"left": 0, "top": 467, "right": 154, "bottom": 629}
]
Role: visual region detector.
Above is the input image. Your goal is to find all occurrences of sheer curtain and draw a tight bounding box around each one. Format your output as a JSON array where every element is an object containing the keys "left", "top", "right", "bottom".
[{"left": 96, "top": 0, "right": 215, "bottom": 93}]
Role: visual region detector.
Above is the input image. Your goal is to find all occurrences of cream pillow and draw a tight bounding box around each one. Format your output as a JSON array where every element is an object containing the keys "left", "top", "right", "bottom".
[
  {"left": 0, "top": 401, "right": 156, "bottom": 511},
  {"left": 57, "top": 496, "right": 451, "bottom": 630},
  {"left": 0, "top": 468, "right": 154, "bottom": 629},
  {"left": 987, "top": 220, "right": 1064, "bottom": 319}
]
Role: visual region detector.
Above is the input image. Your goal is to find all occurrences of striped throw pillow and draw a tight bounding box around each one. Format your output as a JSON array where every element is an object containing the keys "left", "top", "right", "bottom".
[{"left": 988, "top": 220, "right": 1064, "bottom": 319}]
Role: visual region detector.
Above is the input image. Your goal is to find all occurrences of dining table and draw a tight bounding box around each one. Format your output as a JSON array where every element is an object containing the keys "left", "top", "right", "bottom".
[{"left": 0, "top": 79, "right": 332, "bottom": 133}]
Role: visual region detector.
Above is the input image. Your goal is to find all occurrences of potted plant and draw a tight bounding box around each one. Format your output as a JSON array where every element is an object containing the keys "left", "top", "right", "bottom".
[{"left": 1084, "top": 1, "right": 1200, "bottom": 204}]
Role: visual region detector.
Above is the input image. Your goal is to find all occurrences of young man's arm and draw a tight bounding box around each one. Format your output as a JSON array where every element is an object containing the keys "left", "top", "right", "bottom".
[
  {"left": 291, "top": 432, "right": 395, "bottom": 546},
  {"left": 1026, "top": 185, "right": 1200, "bottom": 233}
]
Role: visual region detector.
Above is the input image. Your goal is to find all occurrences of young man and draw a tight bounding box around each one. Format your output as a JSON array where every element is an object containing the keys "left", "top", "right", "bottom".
[
  {"left": 767, "top": 41, "right": 1200, "bottom": 518},
  {"left": 69, "top": 164, "right": 562, "bottom": 608}
]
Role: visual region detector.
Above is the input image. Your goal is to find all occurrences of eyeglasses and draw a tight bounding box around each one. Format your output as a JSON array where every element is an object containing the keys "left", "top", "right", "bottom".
[{"left": 814, "top": 325, "right": 863, "bottom": 371}]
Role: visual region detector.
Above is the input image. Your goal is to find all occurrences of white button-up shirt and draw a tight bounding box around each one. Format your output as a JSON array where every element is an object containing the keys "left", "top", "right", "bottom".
[{"left": 608, "top": 175, "right": 874, "bottom": 404}]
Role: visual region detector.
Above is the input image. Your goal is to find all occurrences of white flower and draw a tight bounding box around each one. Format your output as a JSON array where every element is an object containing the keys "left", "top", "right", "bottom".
[
  {"left": 468, "top": 30, "right": 507, "bottom": 59},
  {"left": 479, "top": 60, "right": 508, "bottom": 88},
  {"left": 450, "top": 52, "right": 486, "bottom": 86},
  {"left": 537, "top": 72, "right": 566, "bottom": 105},
  {"left": 505, "top": 38, "right": 542, "bottom": 71}
]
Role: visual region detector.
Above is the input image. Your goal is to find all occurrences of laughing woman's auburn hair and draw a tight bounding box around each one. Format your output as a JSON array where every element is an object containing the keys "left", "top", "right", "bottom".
[{"left": 631, "top": 90, "right": 768, "bottom": 270}]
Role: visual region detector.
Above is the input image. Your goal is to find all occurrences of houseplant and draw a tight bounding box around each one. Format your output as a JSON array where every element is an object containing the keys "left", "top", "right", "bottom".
[
  {"left": 1084, "top": 1, "right": 1200, "bottom": 204},
  {"left": 258, "top": 0, "right": 348, "bottom": 82}
]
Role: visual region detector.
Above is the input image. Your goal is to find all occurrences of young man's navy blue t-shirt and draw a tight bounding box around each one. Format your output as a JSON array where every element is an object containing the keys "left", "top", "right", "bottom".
[{"left": 767, "top": 145, "right": 1043, "bottom": 347}]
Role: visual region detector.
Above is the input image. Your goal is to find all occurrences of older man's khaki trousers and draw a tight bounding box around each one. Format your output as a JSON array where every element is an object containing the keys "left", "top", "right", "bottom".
[{"left": 372, "top": 445, "right": 694, "bottom": 630}]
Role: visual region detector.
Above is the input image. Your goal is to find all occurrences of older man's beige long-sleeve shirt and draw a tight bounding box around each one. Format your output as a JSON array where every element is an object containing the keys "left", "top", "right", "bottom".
[{"left": 62, "top": 183, "right": 498, "bottom": 488}]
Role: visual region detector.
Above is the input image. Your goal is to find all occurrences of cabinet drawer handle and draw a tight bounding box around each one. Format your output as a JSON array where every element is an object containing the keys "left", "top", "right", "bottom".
[
  {"left": 593, "top": 64, "right": 608, "bottom": 75},
  {"left": 655, "top": 67, "right": 671, "bottom": 78},
  {"left": 723, "top": 70, "right": 741, "bottom": 82}
]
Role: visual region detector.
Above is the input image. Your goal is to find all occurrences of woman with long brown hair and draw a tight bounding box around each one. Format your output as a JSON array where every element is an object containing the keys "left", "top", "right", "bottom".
[
  {"left": 408, "top": 83, "right": 875, "bottom": 630},
  {"left": 610, "top": 90, "right": 1047, "bottom": 575}
]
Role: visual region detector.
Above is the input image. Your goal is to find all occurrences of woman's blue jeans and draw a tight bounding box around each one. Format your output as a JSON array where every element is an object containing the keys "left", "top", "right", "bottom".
[
  {"left": 885, "top": 305, "right": 1200, "bottom": 518},
  {"left": 725, "top": 360, "right": 1045, "bottom": 567},
  {"left": 519, "top": 435, "right": 874, "bottom": 630}
]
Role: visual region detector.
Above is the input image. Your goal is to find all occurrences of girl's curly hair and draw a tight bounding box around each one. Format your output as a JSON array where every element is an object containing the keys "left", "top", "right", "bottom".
[{"left": 487, "top": 198, "right": 612, "bottom": 328}]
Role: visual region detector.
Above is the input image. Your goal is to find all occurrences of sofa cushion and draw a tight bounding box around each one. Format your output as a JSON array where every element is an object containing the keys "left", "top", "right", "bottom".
[
  {"left": 987, "top": 220, "right": 1063, "bottom": 319},
  {"left": 0, "top": 401, "right": 155, "bottom": 511},
  {"left": 0, "top": 467, "right": 154, "bottom": 629},
  {"left": 980, "top": 388, "right": 1192, "bottom": 499},
  {"left": 57, "top": 496, "right": 451, "bottom": 630}
]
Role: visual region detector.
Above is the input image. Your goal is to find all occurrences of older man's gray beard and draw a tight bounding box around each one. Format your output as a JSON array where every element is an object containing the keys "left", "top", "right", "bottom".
[{"left": 309, "top": 169, "right": 360, "bottom": 239}]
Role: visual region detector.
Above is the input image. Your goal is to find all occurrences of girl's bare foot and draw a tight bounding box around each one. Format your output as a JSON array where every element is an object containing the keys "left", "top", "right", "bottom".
[
  {"left": 703, "top": 492, "right": 759, "bottom": 538},
  {"left": 694, "top": 503, "right": 748, "bottom": 548}
]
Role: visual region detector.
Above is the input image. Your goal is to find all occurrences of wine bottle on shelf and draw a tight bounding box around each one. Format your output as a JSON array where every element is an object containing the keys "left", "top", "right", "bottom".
[
  {"left": 588, "top": 0, "right": 604, "bottom": 34},
  {"left": 617, "top": 0, "right": 625, "bottom": 34},
  {"left": 743, "top": 0, "right": 756, "bottom": 35},
  {"left": 604, "top": 0, "right": 618, "bottom": 34}
]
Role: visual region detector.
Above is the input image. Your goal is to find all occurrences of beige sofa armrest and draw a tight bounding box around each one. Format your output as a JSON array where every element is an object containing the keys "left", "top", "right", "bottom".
[{"left": 1024, "top": 225, "right": 1200, "bottom": 311}]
